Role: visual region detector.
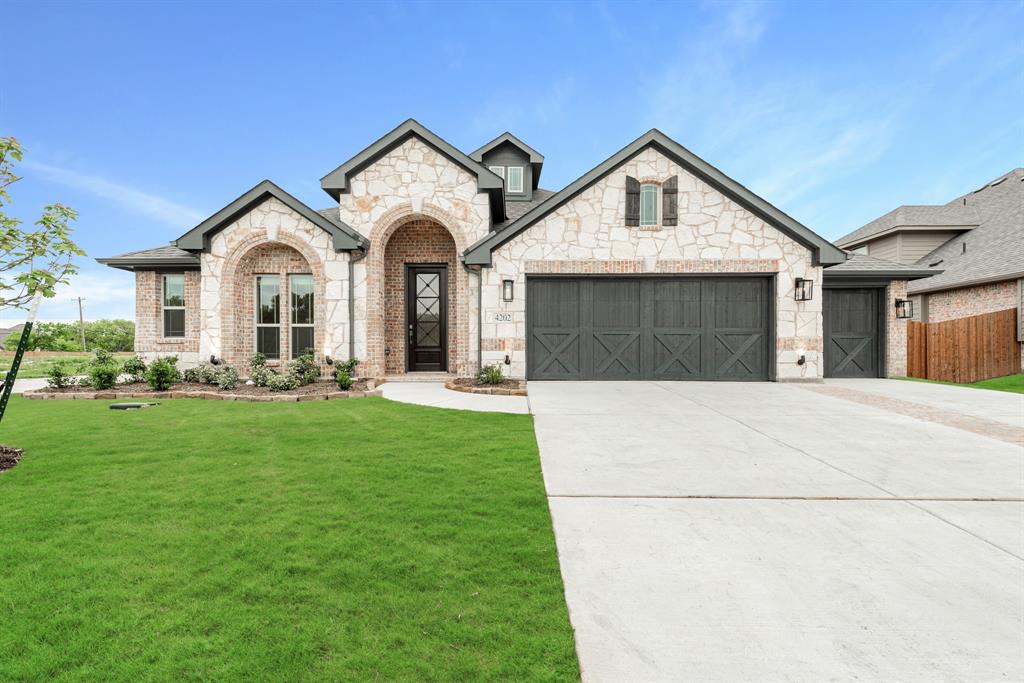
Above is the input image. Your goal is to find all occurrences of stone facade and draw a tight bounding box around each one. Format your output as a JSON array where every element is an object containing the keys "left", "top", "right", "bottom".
[
  {"left": 483, "top": 147, "right": 822, "bottom": 380},
  {"left": 134, "top": 270, "right": 201, "bottom": 366}
]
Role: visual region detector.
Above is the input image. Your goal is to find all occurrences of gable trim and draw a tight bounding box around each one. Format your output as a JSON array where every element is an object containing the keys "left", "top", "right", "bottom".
[
  {"left": 319, "top": 119, "right": 505, "bottom": 222},
  {"left": 463, "top": 129, "right": 847, "bottom": 267},
  {"left": 174, "top": 180, "right": 367, "bottom": 252}
]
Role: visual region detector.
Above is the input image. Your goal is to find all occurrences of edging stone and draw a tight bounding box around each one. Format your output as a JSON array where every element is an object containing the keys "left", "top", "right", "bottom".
[
  {"left": 444, "top": 379, "right": 527, "bottom": 396},
  {"left": 22, "top": 388, "right": 383, "bottom": 402}
]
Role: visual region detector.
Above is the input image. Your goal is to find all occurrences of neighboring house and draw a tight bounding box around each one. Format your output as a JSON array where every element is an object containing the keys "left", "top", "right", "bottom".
[
  {"left": 99, "top": 119, "right": 934, "bottom": 381},
  {"left": 836, "top": 168, "right": 1024, "bottom": 370}
]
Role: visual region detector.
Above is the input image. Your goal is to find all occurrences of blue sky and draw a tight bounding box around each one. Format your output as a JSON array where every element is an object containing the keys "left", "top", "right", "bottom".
[{"left": 2, "top": 0, "right": 1021, "bottom": 323}]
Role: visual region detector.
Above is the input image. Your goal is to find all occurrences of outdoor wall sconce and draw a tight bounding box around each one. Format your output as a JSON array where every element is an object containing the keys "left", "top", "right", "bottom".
[
  {"left": 794, "top": 278, "right": 813, "bottom": 302},
  {"left": 797, "top": 348, "right": 806, "bottom": 366},
  {"left": 325, "top": 355, "right": 334, "bottom": 365},
  {"left": 504, "top": 354, "right": 511, "bottom": 366},
  {"left": 502, "top": 279, "right": 514, "bottom": 302},
  {"left": 895, "top": 298, "right": 914, "bottom": 319}
]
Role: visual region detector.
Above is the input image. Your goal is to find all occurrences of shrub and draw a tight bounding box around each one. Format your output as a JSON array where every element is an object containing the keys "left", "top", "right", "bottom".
[
  {"left": 267, "top": 370, "right": 300, "bottom": 392},
  {"left": 145, "top": 356, "right": 180, "bottom": 391},
  {"left": 476, "top": 363, "right": 505, "bottom": 385},
  {"left": 122, "top": 355, "right": 147, "bottom": 383},
  {"left": 250, "top": 364, "right": 275, "bottom": 387},
  {"left": 334, "top": 369, "right": 353, "bottom": 390},
  {"left": 289, "top": 353, "right": 320, "bottom": 385},
  {"left": 182, "top": 366, "right": 204, "bottom": 383},
  {"left": 86, "top": 348, "right": 120, "bottom": 390},
  {"left": 215, "top": 365, "right": 239, "bottom": 390},
  {"left": 249, "top": 352, "right": 266, "bottom": 372},
  {"left": 183, "top": 362, "right": 219, "bottom": 384},
  {"left": 45, "top": 361, "right": 76, "bottom": 389},
  {"left": 337, "top": 357, "right": 360, "bottom": 376}
]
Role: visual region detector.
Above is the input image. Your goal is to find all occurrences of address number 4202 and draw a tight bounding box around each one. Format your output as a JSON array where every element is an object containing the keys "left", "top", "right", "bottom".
[{"left": 493, "top": 313, "right": 514, "bottom": 323}]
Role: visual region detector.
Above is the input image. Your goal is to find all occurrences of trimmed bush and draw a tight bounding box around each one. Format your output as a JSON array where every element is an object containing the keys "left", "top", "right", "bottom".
[
  {"left": 337, "top": 357, "right": 360, "bottom": 376},
  {"left": 183, "top": 362, "right": 219, "bottom": 384},
  {"left": 267, "top": 371, "right": 300, "bottom": 392},
  {"left": 476, "top": 363, "right": 505, "bottom": 385},
  {"left": 250, "top": 365, "right": 275, "bottom": 387},
  {"left": 249, "top": 353, "right": 266, "bottom": 372},
  {"left": 215, "top": 366, "right": 240, "bottom": 390},
  {"left": 145, "top": 356, "right": 180, "bottom": 391},
  {"left": 334, "top": 369, "right": 353, "bottom": 391},
  {"left": 86, "top": 349, "right": 120, "bottom": 390},
  {"left": 122, "top": 355, "right": 147, "bottom": 383},
  {"left": 289, "top": 354, "right": 320, "bottom": 386},
  {"left": 45, "top": 361, "right": 77, "bottom": 390}
]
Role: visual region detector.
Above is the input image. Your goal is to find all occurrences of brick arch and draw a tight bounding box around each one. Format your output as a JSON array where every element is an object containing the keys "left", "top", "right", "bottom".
[
  {"left": 220, "top": 234, "right": 326, "bottom": 369},
  {"left": 364, "top": 203, "right": 471, "bottom": 377}
]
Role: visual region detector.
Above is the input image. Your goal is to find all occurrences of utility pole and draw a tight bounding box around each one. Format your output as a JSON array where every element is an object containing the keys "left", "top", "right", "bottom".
[{"left": 73, "top": 297, "right": 86, "bottom": 352}]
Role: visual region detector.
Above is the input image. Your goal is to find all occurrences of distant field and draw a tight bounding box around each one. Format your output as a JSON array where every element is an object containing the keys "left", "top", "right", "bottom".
[{"left": 0, "top": 352, "right": 133, "bottom": 379}]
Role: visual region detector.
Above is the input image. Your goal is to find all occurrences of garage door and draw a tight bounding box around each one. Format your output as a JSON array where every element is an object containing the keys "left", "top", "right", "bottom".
[
  {"left": 527, "top": 277, "right": 771, "bottom": 381},
  {"left": 823, "top": 287, "right": 882, "bottom": 378}
]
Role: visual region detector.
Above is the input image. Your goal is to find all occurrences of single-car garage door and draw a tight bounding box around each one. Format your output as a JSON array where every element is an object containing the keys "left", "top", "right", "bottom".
[
  {"left": 823, "top": 287, "right": 883, "bottom": 378},
  {"left": 527, "top": 276, "right": 772, "bottom": 381}
]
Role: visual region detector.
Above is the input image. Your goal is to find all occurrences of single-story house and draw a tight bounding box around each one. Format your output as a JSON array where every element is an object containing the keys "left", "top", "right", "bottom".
[
  {"left": 836, "top": 168, "right": 1023, "bottom": 371},
  {"left": 99, "top": 119, "right": 937, "bottom": 381}
]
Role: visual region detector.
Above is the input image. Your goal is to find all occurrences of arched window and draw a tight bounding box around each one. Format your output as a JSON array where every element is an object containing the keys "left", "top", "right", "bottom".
[{"left": 640, "top": 184, "right": 658, "bottom": 226}]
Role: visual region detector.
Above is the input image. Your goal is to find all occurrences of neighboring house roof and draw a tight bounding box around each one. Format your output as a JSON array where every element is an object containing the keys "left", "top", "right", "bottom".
[
  {"left": 907, "top": 168, "right": 1024, "bottom": 294},
  {"left": 320, "top": 118, "right": 506, "bottom": 222},
  {"left": 175, "top": 179, "right": 367, "bottom": 252},
  {"left": 96, "top": 245, "right": 201, "bottom": 272},
  {"left": 835, "top": 204, "right": 980, "bottom": 248},
  {"left": 823, "top": 252, "right": 940, "bottom": 280},
  {"left": 469, "top": 132, "right": 545, "bottom": 189},
  {"left": 464, "top": 128, "right": 847, "bottom": 267}
]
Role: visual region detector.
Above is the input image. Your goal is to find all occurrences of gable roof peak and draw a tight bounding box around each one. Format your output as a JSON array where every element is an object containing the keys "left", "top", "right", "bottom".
[{"left": 469, "top": 131, "right": 544, "bottom": 163}]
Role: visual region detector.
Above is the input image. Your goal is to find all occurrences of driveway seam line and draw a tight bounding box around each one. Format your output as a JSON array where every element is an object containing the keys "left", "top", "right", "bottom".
[
  {"left": 655, "top": 382, "right": 1024, "bottom": 562},
  {"left": 548, "top": 494, "right": 1024, "bottom": 502}
]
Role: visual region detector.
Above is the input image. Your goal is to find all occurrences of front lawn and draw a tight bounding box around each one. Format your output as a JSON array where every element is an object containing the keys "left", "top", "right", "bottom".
[
  {"left": 0, "top": 397, "right": 578, "bottom": 680},
  {"left": 0, "top": 352, "right": 132, "bottom": 379},
  {"left": 900, "top": 372, "right": 1024, "bottom": 395}
]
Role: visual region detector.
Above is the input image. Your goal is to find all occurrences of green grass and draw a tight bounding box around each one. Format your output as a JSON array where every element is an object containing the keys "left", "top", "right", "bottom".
[
  {"left": 898, "top": 372, "right": 1024, "bottom": 395},
  {"left": 0, "top": 353, "right": 133, "bottom": 379},
  {"left": 0, "top": 397, "right": 579, "bottom": 681}
]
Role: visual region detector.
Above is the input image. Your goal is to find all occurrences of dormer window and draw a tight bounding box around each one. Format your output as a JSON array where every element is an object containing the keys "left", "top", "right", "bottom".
[
  {"left": 489, "top": 165, "right": 505, "bottom": 180},
  {"left": 506, "top": 166, "right": 524, "bottom": 193},
  {"left": 640, "top": 184, "right": 658, "bottom": 226}
]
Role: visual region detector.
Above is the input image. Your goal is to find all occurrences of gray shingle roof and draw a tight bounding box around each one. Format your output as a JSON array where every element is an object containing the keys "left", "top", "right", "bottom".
[
  {"left": 907, "top": 168, "right": 1024, "bottom": 294},
  {"left": 96, "top": 245, "right": 200, "bottom": 271},
  {"left": 496, "top": 189, "right": 556, "bottom": 225},
  {"left": 824, "top": 252, "right": 939, "bottom": 278},
  {"left": 835, "top": 203, "right": 980, "bottom": 247}
]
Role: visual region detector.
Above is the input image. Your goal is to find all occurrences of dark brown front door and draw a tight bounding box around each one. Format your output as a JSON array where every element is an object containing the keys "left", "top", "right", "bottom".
[{"left": 406, "top": 265, "right": 447, "bottom": 372}]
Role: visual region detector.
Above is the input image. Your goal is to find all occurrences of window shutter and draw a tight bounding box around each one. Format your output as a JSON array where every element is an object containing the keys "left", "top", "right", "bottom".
[
  {"left": 662, "top": 175, "right": 678, "bottom": 226},
  {"left": 625, "top": 176, "right": 640, "bottom": 226}
]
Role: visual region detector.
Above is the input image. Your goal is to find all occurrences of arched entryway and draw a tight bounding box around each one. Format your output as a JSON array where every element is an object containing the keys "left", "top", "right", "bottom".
[
  {"left": 382, "top": 218, "right": 458, "bottom": 375},
  {"left": 221, "top": 242, "right": 325, "bottom": 369}
]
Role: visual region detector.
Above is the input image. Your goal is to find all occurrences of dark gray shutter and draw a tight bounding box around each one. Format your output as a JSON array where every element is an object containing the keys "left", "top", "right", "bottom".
[
  {"left": 662, "top": 175, "right": 678, "bottom": 226},
  {"left": 625, "top": 176, "right": 640, "bottom": 226}
]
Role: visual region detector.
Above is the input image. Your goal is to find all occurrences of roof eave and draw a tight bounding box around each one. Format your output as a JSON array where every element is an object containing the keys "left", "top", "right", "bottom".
[
  {"left": 823, "top": 268, "right": 941, "bottom": 281},
  {"left": 908, "top": 270, "right": 1024, "bottom": 295},
  {"left": 95, "top": 257, "right": 201, "bottom": 272}
]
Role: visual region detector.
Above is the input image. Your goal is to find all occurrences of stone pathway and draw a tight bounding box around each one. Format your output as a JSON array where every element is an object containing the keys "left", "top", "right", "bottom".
[{"left": 799, "top": 383, "right": 1024, "bottom": 446}]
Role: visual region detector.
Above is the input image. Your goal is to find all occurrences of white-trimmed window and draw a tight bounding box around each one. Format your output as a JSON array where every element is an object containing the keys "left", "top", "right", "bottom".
[
  {"left": 162, "top": 274, "right": 185, "bottom": 338},
  {"left": 489, "top": 165, "right": 505, "bottom": 180},
  {"left": 640, "top": 184, "right": 658, "bottom": 226},
  {"left": 289, "top": 274, "right": 314, "bottom": 359},
  {"left": 506, "top": 166, "right": 524, "bottom": 193},
  {"left": 255, "top": 275, "right": 280, "bottom": 360}
]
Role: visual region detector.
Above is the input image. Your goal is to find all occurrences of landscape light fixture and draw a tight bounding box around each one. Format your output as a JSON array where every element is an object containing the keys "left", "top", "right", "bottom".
[
  {"left": 794, "top": 278, "right": 813, "bottom": 301},
  {"left": 895, "top": 298, "right": 914, "bottom": 319}
]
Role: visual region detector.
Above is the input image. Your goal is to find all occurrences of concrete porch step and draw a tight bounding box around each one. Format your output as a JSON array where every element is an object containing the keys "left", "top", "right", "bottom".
[{"left": 383, "top": 373, "right": 456, "bottom": 383}]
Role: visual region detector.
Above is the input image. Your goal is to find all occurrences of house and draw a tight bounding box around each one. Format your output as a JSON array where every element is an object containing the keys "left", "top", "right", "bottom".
[
  {"left": 836, "top": 168, "right": 1023, "bottom": 371},
  {"left": 98, "top": 119, "right": 936, "bottom": 381}
]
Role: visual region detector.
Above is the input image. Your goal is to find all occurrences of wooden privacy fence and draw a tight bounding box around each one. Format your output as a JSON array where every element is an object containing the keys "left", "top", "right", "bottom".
[{"left": 907, "top": 308, "right": 1019, "bottom": 383}]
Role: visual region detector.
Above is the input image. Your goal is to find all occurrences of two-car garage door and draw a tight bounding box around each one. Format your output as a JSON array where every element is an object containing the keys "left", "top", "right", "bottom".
[{"left": 527, "top": 276, "right": 772, "bottom": 381}]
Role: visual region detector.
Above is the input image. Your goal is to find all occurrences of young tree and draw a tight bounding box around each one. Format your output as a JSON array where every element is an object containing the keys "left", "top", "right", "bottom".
[{"left": 1, "top": 136, "right": 85, "bottom": 309}]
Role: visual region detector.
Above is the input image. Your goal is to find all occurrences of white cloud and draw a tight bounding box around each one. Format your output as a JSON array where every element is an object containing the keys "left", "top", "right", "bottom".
[
  {"left": 0, "top": 269, "right": 136, "bottom": 326},
  {"left": 22, "top": 160, "right": 204, "bottom": 227}
]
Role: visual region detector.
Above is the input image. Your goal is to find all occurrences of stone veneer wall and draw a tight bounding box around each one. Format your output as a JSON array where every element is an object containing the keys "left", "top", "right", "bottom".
[
  {"left": 229, "top": 243, "right": 323, "bottom": 367},
  {"left": 199, "top": 197, "right": 350, "bottom": 371},
  {"left": 382, "top": 218, "right": 458, "bottom": 374},
  {"left": 924, "top": 279, "right": 1023, "bottom": 371},
  {"left": 483, "top": 146, "right": 823, "bottom": 380},
  {"left": 337, "top": 137, "right": 491, "bottom": 377},
  {"left": 134, "top": 270, "right": 201, "bottom": 365},
  {"left": 886, "top": 280, "right": 909, "bottom": 377}
]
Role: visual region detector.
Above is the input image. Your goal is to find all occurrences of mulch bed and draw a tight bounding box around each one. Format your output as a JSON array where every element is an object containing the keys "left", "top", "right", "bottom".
[
  {"left": 446, "top": 378, "right": 527, "bottom": 396},
  {"left": 0, "top": 445, "right": 23, "bottom": 472},
  {"left": 24, "top": 379, "right": 378, "bottom": 402}
]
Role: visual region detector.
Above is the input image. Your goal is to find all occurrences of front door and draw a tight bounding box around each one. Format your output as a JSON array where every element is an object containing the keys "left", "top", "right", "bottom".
[{"left": 406, "top": 265, "right": 447, "bottom": 372}]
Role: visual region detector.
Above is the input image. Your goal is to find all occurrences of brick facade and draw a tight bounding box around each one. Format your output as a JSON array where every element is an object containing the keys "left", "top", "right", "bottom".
[
  {"left": 382, "top": 218, "right": 458, "bottom": 375},
  {"left": 886, "top": 280, "right": 908, "bottom": 377},
  {"left": 134, "top": 270, "right": 201, "bottom": 364},
  {"left": 925, "top": 279, "right": 1023, "bottom": 371}
]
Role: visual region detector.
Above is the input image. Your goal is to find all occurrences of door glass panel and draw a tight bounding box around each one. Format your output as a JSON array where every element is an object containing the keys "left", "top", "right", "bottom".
[{"left": 415, "top": 272, "right": 441, "bottom": 347}]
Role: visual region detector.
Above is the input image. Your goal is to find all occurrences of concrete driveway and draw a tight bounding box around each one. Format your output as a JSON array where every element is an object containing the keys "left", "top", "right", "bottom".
[{"left": 531, "top": 380, "right": 1024, "bottom": 682}]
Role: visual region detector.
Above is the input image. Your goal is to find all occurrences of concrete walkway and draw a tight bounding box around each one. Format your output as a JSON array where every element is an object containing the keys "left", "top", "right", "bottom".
[
  {"left": 380, "top": 381, "right": 529, "bottom": 414},
  {"left": 4, "top": 377, "right": 48, "bottom": 394},
  {"left": 532, "top": 380, "right": 1024, "bottom": 682}
]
